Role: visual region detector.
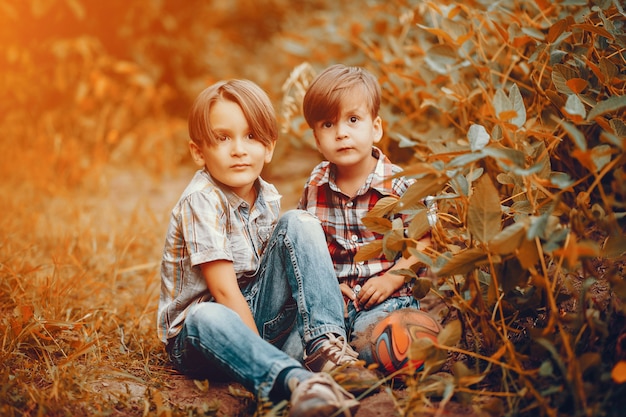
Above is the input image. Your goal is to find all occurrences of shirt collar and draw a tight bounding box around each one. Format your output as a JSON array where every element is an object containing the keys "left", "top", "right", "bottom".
[
  {"left": 323, "top": 146, "right": 396, "bottom": 197},
  {"left": 202, "top": 168, "right": 281, "bottom": 209}
]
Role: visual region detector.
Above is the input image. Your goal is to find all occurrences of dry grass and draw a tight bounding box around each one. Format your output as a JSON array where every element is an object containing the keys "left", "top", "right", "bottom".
[{"left": 0, "top": 132, "right": 187, "bottom": 415}]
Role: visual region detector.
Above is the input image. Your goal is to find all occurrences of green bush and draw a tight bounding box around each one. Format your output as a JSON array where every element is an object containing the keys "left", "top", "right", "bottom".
[{"left": 283, "top": 0, "right": 626, "bottom": 415}]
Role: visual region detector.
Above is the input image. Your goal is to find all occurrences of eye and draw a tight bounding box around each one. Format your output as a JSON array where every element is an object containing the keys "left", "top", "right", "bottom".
[
  {"left": 349, "top": 116, "right": 358, "bottom": 123},
  {"left": 217, "top": 135, "right": 229, "bottom": 142},
  {"left": 321, "top": 121, "right": 333, "bottom": 129},
  {"left": 246, "top": 133, "right": 255, "bottom": 140}
]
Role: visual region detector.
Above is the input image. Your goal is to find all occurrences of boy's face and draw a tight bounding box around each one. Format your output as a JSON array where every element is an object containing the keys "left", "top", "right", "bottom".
[
  {"left": 189, "top": 99, "right": 274, "bottom": 202},
  {"left": 312, "top": 87, "right": 382, "bottom": 169}
]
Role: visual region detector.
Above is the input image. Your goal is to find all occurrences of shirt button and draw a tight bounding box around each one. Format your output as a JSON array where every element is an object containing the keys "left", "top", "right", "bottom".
[
  {"left": 346, "top": 201, "right": 353, "bottom": 207},
  {"left": 351, "top": 235, "right": 358, "bottom": 242}
]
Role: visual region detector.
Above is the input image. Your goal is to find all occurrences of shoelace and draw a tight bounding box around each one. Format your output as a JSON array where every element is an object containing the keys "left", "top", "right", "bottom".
[{"left": 320, "top": 334, "right": 358, "bottom": 365}]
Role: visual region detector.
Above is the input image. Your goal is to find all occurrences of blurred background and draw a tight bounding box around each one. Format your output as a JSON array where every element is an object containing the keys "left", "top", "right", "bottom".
[{"left": 0, "top": 0, "right": 378, "bottom": 206}]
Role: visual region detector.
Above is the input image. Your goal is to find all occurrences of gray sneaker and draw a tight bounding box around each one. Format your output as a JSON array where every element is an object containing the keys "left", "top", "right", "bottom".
[
  {"left": 304, "top": 334, "right": 380, "bottom": 395},
  {"left": 288, "top": 373, "right": 360, "bottom": 417}
]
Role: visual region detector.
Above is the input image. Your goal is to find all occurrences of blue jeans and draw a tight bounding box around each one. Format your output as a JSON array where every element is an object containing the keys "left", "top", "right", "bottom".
[
  {"left": 345, "top": 296, "right": 420, "bottom": 364},
  {"left": 167, "top": 210, "right": 346, "bottom": 400}
]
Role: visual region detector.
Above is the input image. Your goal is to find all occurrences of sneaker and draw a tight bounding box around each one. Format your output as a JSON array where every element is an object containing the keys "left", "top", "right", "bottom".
[
  {"left": 288, "top": 373, "right": 360, "bottom": 417},
  {"left": 304, "top": 334, "right": 380, "bottom": 395}
]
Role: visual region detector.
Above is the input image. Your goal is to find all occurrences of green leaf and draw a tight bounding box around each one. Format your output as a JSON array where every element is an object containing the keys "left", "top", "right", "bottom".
[
  {"left": 354, "top": 240, "right": 382, "bottom": 263},
  {"left": 450, "top": 173, "right": 470, "bottom": 196},
  {"left": 493, "top": 88, "right": 510, "bottom": 116},
  {"left": 394, "top": 133, "right": 419, "bottom": 148},
  {"left": 509, "top": 83, "right": 526, "bottom": 128},
  {"left": 587, "top": 95, "right": 626, "bottom": 121},
  {"left": 550, "top": 171, "right": 574, "bottom": 188},
  {"left": 527, "top": 211, "right": 557, "bottom": 240},
  {"left": 434, "top": 248, "right": 490, "bottom": 277},
  {"left": 609, "top": 118, "right": 626, "bottom": 137},
  {"left": 448, "top": 151, "right": 486, "bottom": 168},
  {"left": 361, "top": 216, "right": 392, "bottom": 234},
  {"left": 390, "top": 268, "right": 417, "bottom": 279},
  {"left": 482, "top": 146, "right": 526, "bottom": 168},
  {"left": 564, "top": 94, "right": 586, "bottom": 118},
  {"left": 600, "top": 131, "right": 625, "bottom": 150},
  {"left": 468, "top": 175, "right": 502, "bottom": 244},
  {"left": 437, "top": 319, "right": 461, "bottom": 347},
  {"left": 602, "top": 232, "right": 626, "bottom": 258},
  {"left": 412, "top": 277, "right": 432, "bottom": 299},
  {"left": 382, "top": 228, "right": 405, "bottom": 253},
  {"left": 406, "top": 210, "right": 429, "bottom": 240},
  {"left": 468, "top": 124, "right": 490, "bottom": 151},
  {"left": 552, "top": 115, "right": 587, "bottom": 151},
  {"left": 367, "top": 196, "right": 399, "bottom": 217},
  {"left": 551, "top": 64, "right": 578, "bottom": 94},
  {"left": 490, "top": 220, "right": 528, "bottom": 255},
  {"left": 398, "top": 174, "right": 448, "bottom": 210},
  {"left": 590, "top": 144, "right": 612, "bottom": 172}
]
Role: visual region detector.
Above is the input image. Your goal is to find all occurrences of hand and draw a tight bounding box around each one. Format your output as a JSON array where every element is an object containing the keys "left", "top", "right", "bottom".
[
  {"left": 356, "top": 275, "right": 401, "bottom": 310},
  {"left": 339, "top": 283, "right": 354, "bottom": 317}
]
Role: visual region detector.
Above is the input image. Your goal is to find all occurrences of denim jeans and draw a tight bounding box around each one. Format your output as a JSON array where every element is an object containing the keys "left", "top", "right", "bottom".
[
  {"left": 167, "top": 210, "right": 346, "bottom": 400},
  {"left": 345, "top": 295, "right": 420, "bottom": 364}
]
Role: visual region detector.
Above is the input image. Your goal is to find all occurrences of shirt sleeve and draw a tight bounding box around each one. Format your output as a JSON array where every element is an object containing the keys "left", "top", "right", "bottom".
[{"left": 179, "top": 190, "right": 232, "bottom": 267}]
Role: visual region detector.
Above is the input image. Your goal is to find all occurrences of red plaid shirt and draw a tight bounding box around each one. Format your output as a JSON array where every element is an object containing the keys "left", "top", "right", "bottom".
[{"left": 298, "top": 147, "right": 415, "bottom": 298}]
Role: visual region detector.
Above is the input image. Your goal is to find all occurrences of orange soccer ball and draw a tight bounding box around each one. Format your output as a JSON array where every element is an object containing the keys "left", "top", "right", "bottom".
[{"left": 370, "top": 308, "right": 441, "bottom": 375}]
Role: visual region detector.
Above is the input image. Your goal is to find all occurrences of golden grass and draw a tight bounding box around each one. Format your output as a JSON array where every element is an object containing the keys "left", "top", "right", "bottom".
[{"left": 0, "top": 131, "right": 183, "bottom": 415}]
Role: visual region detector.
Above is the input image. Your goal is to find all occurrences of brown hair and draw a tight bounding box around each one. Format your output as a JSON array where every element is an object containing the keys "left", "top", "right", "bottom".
[
  {"left": 188, "top": 79, "right": 277, "bottom": 147},
  {"left": 302, "top": 64, "right": 381, "bottom": 128}
]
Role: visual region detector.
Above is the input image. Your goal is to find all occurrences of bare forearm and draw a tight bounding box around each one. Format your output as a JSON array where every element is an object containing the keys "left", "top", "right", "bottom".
[
  {"left": 201, "top": 260, "right": 260, "bottom": 336},
  {"left": 213, "top": 291, "right": 259, "bottom": 335}
]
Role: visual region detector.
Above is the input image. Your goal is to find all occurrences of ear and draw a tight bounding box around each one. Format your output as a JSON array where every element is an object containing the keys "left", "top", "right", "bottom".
[
  {"left": 188, "top": 140, "right": 206, "bottom": 167},
  {"left": 264, "top": 140, "right": 276, "bottom": 164},
  {"left": 372, "top": 116, "right": 383, "bottom": 144}
]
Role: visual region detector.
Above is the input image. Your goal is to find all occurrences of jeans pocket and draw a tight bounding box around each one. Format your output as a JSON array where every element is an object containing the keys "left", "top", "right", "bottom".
[{"left": 262, "top": 301, "right": 297, "bottom": 347}]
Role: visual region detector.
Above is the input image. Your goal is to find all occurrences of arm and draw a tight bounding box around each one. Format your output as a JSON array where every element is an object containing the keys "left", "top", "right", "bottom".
[{"left": 200, "top": 260, "right": 259, "bottom": 335}]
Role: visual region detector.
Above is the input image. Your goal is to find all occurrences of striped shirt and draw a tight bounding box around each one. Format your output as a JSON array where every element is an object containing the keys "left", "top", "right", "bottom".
[
  {"left": 157, "top": 168, "right": 281, "bottom": 343},
  {"left": 297, "top": 147, "right": 415, "bottom": 298}
]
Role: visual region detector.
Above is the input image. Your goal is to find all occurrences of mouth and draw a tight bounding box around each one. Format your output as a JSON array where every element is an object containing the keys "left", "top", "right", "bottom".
[
  {"left": 337, "top": 146, "right": 354, "bottom": 152},
  {"left": 231, "top": 164, "right": 250, "bottom": 169}
]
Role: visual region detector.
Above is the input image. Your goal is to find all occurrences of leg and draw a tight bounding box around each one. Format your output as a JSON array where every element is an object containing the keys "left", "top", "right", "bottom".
[
  {"left": 168, "top": 302, "right": 303, "bottom": 400},
  {"left": 249, "top": 210, "right": 377, "bottom": 395},
  {"left": 168, "top": 303, "right": 360, "bottom": 415},
  {"left": 250, "top": 210, "right": 346, "bottom": 349}
]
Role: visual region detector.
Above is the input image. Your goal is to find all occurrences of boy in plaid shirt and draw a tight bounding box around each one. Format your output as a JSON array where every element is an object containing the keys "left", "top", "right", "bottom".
[{"left": 298, "top": 64, "right": 434, "bottom": 365}]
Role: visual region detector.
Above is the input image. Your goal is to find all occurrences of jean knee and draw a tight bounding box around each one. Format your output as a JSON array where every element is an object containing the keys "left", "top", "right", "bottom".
[
  {"left": 186, "top": 303, "right": 232, "bottom": 335},
  {"left": 278, "top": 210, "right": 324, "bottom": 241},
  {"left": 279, "top": 209, "right": 318, "bottom": 227}
]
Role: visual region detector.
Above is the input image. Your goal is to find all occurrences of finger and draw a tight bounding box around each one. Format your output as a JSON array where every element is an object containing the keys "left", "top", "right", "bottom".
[{"left": 340, "top": 284, "right": 355, "bottom": 300}]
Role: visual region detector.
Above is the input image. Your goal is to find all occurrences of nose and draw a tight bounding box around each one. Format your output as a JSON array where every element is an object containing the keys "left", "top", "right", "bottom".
[
  {"left": 336, "top": 122, "right": 348, "bottom": 140},
  {"left": 230, "top": 137, "right": 247, "bottom": 155}
]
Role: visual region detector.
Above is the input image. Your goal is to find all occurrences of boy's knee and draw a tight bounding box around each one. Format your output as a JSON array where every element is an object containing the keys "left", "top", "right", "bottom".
[
  {"left": 279, "top": 210, "right": 322, "bottom": 235},
  {"left": 280, "top": 209, "right": 319, "bottom": 225},
  {"left": 187, "top": 302, "right": 230, "bottom": 329}
]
